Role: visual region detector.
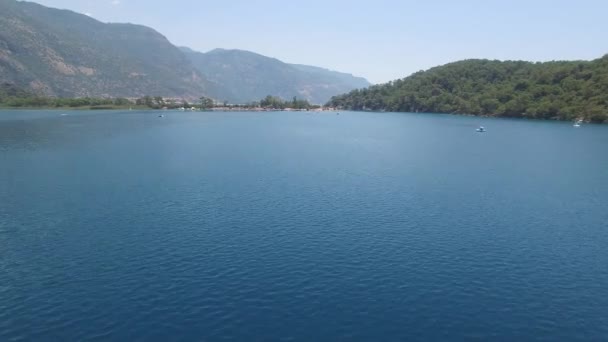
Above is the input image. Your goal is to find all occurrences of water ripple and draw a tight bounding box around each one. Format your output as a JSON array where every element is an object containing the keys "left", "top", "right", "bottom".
[{"left": 1, "top": 111, "right": 608, "bottom": 340}]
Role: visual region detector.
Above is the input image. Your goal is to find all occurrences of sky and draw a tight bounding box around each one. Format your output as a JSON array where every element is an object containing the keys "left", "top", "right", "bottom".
[{"left": 31, "top": 0, "right": 608, "bottom": 84}]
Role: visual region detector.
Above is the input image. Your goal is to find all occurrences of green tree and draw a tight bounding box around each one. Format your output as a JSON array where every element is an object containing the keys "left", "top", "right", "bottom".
[
  {"left": 200, "top": 96, "right": 214, "bottom": 109},
  {"left": 327, "top": 57, "right": 608, "bottom": 122}
]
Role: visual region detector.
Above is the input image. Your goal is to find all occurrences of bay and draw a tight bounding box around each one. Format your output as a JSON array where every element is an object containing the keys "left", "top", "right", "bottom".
[{"left": 1, "top": 110, "right": 607, "bottom": 341}]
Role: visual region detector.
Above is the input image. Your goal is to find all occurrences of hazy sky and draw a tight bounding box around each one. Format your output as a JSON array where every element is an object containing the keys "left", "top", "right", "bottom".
[{"left": 31, "top": 0, "right": 608, "bottom": 84}]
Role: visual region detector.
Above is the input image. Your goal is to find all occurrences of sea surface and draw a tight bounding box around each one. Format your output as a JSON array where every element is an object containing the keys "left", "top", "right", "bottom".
[{"left": 1, "top": 110, "right": 607, "bottom": 341}]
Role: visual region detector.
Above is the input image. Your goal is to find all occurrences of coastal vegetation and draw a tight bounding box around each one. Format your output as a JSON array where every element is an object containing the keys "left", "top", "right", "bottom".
[
  {"left": 258, "top": 95, "right": 316, "bottom": 110},
  {"left": 0, "top": 84, "right": 136, "bottom": 109},
  {"left": 0, "top": 84, "right": 317, "bottom": 111},
  {"left": 328, "top": 56, "right": 608, "bottom": 123}
]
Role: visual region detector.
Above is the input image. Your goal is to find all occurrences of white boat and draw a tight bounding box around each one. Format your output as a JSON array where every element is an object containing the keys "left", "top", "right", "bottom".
[
  {"left": 476, "top": 126, "right": 486, "bottom": 133},
  {"left": 574, "top": 119, "right": 583, "bottom": 127}
]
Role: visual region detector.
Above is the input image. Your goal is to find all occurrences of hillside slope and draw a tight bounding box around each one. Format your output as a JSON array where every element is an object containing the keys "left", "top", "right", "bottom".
[
  {"left": 328, "top": 57, "right": 608, "bottom": 122},
  {"left": 181, "top": 47, "right": 370, "bottom": 104},
  {"left": 0, "top": 0, "right": 208, "bottom": 97}
]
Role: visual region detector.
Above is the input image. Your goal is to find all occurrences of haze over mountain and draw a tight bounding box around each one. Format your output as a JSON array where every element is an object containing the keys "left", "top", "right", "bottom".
[
  {"left": 0, "top": 0, "right": 209, "bottom": 98},
  {"left": 181, "top": 47, "right": 370, "bottom": 104},
  {"left": 0, "top": 0, "right": 369, "bottom": 102}
]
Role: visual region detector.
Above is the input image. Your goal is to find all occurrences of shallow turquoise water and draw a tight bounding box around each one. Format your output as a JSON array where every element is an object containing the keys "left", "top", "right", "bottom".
[{"left": 1, "top": 110, "right": 607, "bottom": 341}]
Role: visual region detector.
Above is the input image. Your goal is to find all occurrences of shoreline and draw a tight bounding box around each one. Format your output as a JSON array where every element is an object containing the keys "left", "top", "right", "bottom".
[
  {"left": 0, "top": 106, "right": 331, "bottom": 112},
  {"left": 0, "top": 105, "right": 152, "bottom": 111},
  {"left": 339, "top": 109, "right": 604, "bottom": 124},
  {"left": 0, "top": 106, "right": 604, "bottom": 124}
]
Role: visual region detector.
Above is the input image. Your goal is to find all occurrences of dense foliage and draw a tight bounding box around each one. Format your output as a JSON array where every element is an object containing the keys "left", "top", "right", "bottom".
[
  {"left": 0, "top": 94, "right": 133, "bottom": 109},
  {"left": 0, "top": 85, "right": 168, "bottom": 109},
  {"left": 0, "top": 85, "right": 317, "bottom": 110},
  {"left": 328, "top": 57, "right": 608, "bottom": 123},
  {"left": 258, "top": 95, "right": 315, "bottom": 109}
]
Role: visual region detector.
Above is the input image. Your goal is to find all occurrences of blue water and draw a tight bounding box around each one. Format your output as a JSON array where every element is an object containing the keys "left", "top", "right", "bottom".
[{"left": 1, "top": 110, "right": 608, "bottom": 341}]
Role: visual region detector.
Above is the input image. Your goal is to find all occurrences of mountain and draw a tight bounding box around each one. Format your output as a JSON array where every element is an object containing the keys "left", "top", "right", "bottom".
[
  {"left": 0, "top": 0, "right": 369, "bottom": 102},
  {"left": 328, "top": 57, "right": 608, "bottom": 123},
  {"left": 180, "top": 47, "right": 371, "bottom": 104},
  {"left": 0, "top": 0, "right": 208, "bottom": 98}
]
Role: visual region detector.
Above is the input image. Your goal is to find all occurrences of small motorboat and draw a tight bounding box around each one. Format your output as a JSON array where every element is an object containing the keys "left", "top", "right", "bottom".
[
  {"left": 158, "top": 114, "right": 164, "bottom": 118},
  {"left": 573, "top": 119, "right": 583, "bottom": 127},
  {"left": 476, "top": 126, "right": 486, "bottom": 133}
]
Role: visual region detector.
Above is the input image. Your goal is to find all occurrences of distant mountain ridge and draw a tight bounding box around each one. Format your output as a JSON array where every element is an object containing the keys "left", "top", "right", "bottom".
[
  {"left": 180, "top": 47, "right": 371, "bottom": 104},
  {"left": 0, "top": 0, "right": 369, "bottom": 102}
]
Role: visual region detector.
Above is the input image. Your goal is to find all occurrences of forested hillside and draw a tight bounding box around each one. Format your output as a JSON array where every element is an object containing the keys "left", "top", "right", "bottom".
[{"left": 328, "top": 56, "right": 608, "bottom": 122}]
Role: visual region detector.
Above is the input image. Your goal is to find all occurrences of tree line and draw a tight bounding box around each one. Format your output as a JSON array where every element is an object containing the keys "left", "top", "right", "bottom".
[
  {"left": 256, "top": 95, "right": 316, "bottom": 109},
  {"left": 327, "top": 55, "right": 608, "bottom": 123},
  {"left": 0, "top": 84, "right": 318, "bottom": 111}
]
